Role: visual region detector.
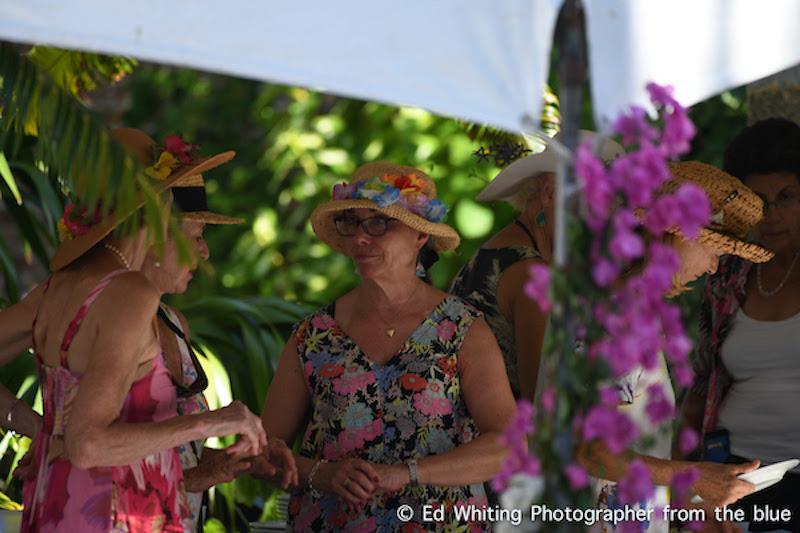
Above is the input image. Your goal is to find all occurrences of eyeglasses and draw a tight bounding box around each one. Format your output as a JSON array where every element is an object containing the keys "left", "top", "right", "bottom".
[
  {"left": 761, "top": 192, "right": 800, "bottom": 211},
  {"left": 334, "top": 214, "right": 398, "bottom": 237}
]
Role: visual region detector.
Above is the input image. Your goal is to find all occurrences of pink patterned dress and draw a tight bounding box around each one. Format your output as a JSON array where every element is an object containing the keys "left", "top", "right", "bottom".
[{"left": 22, "top": 270, "right": 187, "bottom": 532}]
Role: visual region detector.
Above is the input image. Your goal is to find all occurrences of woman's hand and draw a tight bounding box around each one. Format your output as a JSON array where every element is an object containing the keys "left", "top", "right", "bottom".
[
  {"left": 317, "top": 458, "right": 379, "bottom": 512},
  {"left": 208, "top": 400, "right": 267, "bottom": 456},
  {"left": 248, "top": 437, "right": 299, "bottom": 489},
  {"left": 184, "top": 448, "right": 252, "bottom": 493},
  {"left": 693, "top": 460, "right": 759, "bottom": 507}
]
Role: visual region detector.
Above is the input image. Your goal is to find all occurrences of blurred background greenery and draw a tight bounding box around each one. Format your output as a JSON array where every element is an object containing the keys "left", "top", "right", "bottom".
[{"left": 0, "top": 46, "right": 748, "bottom": 530}]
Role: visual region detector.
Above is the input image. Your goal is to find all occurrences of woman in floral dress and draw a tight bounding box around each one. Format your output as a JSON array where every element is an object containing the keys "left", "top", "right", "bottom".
[{"left": 257, "top": 162, "right": 517, "bottom": 532}]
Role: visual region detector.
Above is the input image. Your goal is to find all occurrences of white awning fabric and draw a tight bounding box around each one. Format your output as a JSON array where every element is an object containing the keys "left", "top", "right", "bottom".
[{"left": 1, "top": 0, "right": 798, "bottom": 132}]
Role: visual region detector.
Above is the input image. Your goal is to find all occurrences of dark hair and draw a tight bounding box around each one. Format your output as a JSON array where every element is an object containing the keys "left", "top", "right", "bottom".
[
  {"left": 723, "top": 118, "right": 800, "bottom": 182},
  {"left": 416, "top": 242, "right": 439, "bottom": 284}
]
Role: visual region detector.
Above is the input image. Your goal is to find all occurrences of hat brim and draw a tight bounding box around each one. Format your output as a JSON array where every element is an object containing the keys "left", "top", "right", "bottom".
[
  {"left": 50, "top": 150, "right": 235, "bottom": 271},
  {"left": 310, "top": 199, "right": 460, "bottom": 254},
  {"left": 182, "top": 211, "right": 244, "bottom": 225},
  {"left": 476, "top": 152, "right": 558, "bottom": 202},
  {"left": 670, "top": 227, "right": 774, "bottom": 263}
]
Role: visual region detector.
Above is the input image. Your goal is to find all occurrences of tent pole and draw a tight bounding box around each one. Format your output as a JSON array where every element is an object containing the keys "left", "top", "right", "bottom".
[{"left": 547, "top": 0, "right": 589, "bottom": 519}]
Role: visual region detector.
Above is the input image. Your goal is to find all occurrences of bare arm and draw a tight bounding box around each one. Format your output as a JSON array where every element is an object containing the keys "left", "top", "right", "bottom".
[
  {"left": 0, "top": 387, "right": 41, "bottom": 438},
  {"left": 502, "top": 258, "right": 549, "bottom": 401},
  {"left": 0, "top": 282, "right": 46, "bottom": 437},
  {"left": 65, "top": 274, "right": 264, "bottom": 468},
  {"left": 413, "top": 317, "right": 517, "bottom": 486},
  {"left": 578, "top": 438, "right": 758, "bottom": 507},
  {"left": 0, "top": 282, "right": 45, "bottom": 364}
]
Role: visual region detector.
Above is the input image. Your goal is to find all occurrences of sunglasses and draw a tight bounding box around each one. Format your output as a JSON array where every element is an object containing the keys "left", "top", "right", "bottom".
[
  {"left": 157, "top": 307, "right": 208, "bottom": 398},
  {"left": 334, "top": 213, "right": 398, "bottom": 237}
]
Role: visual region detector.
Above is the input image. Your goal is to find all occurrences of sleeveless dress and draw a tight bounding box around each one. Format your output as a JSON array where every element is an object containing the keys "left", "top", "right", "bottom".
[
  {"left": 449, "top": 221, "right": 542, "bottom": 398},
  {"left": 288, "top": 295, "right": 489, "bottom": 533},
  {"left": 22, "top": 270, "right": 187, "bottom": 532}
]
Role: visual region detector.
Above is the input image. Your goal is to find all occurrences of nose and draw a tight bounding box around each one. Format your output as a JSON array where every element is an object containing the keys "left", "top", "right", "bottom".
[
  {"left": 197, "top": 238, "right": 210, "bottom": 261},
  {"left": 354, "top": 226, "right": 372, "bottom": 245}
]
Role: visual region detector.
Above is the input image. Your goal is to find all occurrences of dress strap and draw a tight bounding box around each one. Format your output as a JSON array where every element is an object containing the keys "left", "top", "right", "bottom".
[
  {"left": 514, "top": 219, "right": 538, "bottom": 250},
  {"left": 59, "top": 269, "right": 130, "bottom": 368}
]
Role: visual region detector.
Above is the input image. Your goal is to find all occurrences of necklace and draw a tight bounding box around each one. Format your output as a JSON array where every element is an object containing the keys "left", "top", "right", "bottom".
[
  {"left": 103, "top": 243, "right": 132, "bottom": 270},
  {"left": 374, "top": 283, "right": 423, "bottom": 338},
  {"left": 756, "top": 250, "right": 800, "bottom": 297}
]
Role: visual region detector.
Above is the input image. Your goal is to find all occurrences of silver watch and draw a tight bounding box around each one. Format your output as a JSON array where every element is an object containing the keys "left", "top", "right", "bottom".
[{"left": 407, "top": 459, "right": 419, "bottom": 486}]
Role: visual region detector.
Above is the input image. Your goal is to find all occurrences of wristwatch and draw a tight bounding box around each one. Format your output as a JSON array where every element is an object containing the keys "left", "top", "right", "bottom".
[{"left": 407, "top": 459, "right": 419, "bottom": 486}]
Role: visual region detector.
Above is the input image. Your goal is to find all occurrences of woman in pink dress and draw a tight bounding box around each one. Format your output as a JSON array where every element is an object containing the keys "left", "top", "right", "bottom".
[{"left": 0, "top": 128, "right": 267, "bottom": 532}]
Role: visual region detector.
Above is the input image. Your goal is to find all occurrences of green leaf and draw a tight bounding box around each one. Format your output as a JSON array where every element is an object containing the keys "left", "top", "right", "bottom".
[
  {"left": 0, "top": 235, "right": 19, "bottom": 301},
  {"left": 0, "top": 152, "right": 22, "bottom": 204}
]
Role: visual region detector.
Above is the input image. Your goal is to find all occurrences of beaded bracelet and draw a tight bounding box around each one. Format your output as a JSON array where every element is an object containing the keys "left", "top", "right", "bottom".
[{"left": 308, "top": 458, "right": 328, "bottom": 498}]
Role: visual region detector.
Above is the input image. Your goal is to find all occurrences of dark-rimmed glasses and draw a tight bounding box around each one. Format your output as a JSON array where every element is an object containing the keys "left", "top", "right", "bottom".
[
  {"left": 334, "top": 213, "right": 398, "bottom": 237},
  {"left": 760, "top": 190, "right": 800, "bottom": 211}
]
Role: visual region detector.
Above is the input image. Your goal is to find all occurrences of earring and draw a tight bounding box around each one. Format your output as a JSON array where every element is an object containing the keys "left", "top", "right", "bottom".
[
  {"left": 415, "top": 260, "right": 427, "bottom": 278},
  {"left": 154, "top": 261, "right": 161, "bottom": 268},
  {"left": 535, "top": 211, "right": 547, "bottom": 227}
]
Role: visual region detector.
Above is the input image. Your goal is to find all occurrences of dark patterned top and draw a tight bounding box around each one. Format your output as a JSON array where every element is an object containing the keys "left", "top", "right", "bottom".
[
  {"left": 449, "top": 245, "right": 541, "bottom": 398},
  {"left": 287, "top": 296, "right": 489, "bottom": 533}
]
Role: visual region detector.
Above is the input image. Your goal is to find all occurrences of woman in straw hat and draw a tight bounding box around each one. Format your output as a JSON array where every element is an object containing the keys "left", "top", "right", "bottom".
[
  {"left": 139, "top": 168, "right": 297, "bottom": 532},
  {"left": 582, "top": 161, "right": 772, "bottom": 533},
  {"left": 450, "top": 131, "right": 624, "bottom": 401},
  {"left": 257, "top": 162, "right": 516, "bottom": 532},
  {"left": 681, "top": 118, "right": 800, "bottom": 533},
  {"left": 0, "top": 128, "right": 267, "bottom": 532}
]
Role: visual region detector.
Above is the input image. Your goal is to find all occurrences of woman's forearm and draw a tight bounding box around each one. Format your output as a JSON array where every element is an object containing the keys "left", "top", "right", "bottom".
[
  {"left": 67, "top": 411, "right": 214, "bottom": 469},
  {"left": 417, "top": 432, "right": 507, "bottom": 487},
  {"left": 579, "top": 441, "right": 692, "bottom": 486},
  {"left": 1, "top": 387, "right": 42, "bottom": 439}
]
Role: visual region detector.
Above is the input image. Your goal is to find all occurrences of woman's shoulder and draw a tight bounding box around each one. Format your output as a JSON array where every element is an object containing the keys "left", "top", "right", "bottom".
[
  {"left": 91, "top": 271, "right": 161, "bottom": 322},
  {"left": 439, "top": 293, "right": 483, "bottom": 322}
]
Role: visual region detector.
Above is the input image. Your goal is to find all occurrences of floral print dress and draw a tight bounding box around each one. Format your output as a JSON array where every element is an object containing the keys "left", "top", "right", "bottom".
[
  {"left": 22, "top": 270, "right": 187, "bottom": 532},
  {"left": 288, "top": 296, "right": 489, "bottom": 532}
]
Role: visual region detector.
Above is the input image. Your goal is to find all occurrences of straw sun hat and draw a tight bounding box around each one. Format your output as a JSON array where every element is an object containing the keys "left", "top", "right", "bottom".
[
  {"left": 310, "top": 161, "right": 460, "bottom": 253},
  {"left": 664, "top": 161, "right": 773, "bottom": 263},
  {"left": 50, "top": 128, "right": 236, "bottom": 271}
]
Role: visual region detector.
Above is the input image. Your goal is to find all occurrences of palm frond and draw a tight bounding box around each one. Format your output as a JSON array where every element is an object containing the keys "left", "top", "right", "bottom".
[{"left": 0, "top": 42, "right": 165, "bottom": 255}]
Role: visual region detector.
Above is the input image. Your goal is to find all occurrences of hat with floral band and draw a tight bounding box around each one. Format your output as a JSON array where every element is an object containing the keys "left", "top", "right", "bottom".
[
  {"left": 311, "top": 161, "right": 460, "bottom": 253},
  {"left": 50, "top": 128, "right": 235, "bottom": 270},
  {"left": 663, "top": 161, "right": 773, "bottom": 263}
]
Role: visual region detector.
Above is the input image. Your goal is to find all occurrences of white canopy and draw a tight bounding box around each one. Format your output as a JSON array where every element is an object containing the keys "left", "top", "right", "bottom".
[{"left": 1, "top": 0, "right": 799, "bottom": 132}]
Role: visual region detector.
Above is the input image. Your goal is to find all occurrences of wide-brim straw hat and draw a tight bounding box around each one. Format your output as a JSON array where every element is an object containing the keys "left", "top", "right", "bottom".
[
  {"left": 664, "top": 161, "right": 773, "bottom": 263},
  {"left": 50, "top": 128, "right": 235, "bottom": 270},
  {"left": 170, "top": 173, "right": 244, "bottom": 225},
  {"left": 477, "top": 130, "right": 625, "bottom": 202},
  {"left": 311, "top": 161, "right": 460, "bottom": 253}
]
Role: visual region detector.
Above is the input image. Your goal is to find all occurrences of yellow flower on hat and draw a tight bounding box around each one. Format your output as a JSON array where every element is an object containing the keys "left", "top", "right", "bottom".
[
  {"left": 57, "top": 219, "right": 71, "bottom": 241},
  {"left": 145, "top": 151, "right": 179, "bottom": 181}
]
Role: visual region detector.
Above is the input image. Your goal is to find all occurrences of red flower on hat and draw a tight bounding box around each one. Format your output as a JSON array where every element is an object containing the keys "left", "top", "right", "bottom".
[
  {"left": 164, "top": 135, "right": 199, "bottom": 164},
  {"left": 58, "top": 202, "right": 104, "bottom": 241}
]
